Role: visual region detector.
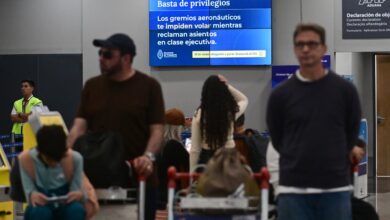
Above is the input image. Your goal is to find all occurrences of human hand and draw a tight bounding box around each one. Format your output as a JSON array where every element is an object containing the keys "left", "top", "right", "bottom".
[
  {"left": 218, "top": 75, "right": 228, "bottom": 85},
  {"left": 18, "top": 113, "right": 29, "bottom": 122},
  {"left": 350, "top": 146, "right": 365, "bottom": 165},
  {"left": 133, "top": 155, "right": 154, "bottom": 177},
  {"left": 66, "top": 191, "right": 83, "bottom": 203},
  {"left": 30, "top": 192, "right": 48, "bottom": 207}
]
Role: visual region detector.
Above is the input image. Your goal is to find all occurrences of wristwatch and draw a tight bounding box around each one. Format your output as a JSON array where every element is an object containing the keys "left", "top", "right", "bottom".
[{"left": 144, "top": 151, "right": 156, "bottom": 162}]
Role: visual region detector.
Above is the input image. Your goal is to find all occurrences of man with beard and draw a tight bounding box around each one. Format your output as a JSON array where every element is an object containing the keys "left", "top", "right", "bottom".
[{"left": 67, "top": 33, "right": 165, "bottom": 220}]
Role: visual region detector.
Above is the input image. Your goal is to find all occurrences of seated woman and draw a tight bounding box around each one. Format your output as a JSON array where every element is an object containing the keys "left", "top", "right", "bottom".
[
  {"left": 19, "top": 125, "right": 85, "bottom": 220},
  {"left": 190, "top": 75, "right": 248, "bottom": 171},
  {"left": 157, "top": 108, "right": 189, "bottom": 209}
]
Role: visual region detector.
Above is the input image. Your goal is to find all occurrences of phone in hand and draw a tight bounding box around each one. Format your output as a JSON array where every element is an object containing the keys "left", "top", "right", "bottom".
[{"left": 46, "top": 195, "right": 68, "bottom": 203}]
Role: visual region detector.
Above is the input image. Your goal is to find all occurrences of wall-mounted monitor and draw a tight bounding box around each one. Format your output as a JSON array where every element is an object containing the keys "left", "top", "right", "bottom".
[{"left": 149, "top": 0, "right": 272, "bottom": 66}]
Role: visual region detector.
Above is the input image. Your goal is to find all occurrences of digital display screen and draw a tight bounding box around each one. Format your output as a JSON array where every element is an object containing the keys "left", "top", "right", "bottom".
[{"left": 149, "top": 0, "right": 272, "bottom": 66}]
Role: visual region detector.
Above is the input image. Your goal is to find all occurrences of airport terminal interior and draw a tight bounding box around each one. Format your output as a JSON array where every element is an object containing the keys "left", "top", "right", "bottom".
[{"left": 1, "top": 0, "right": 390, "bottom": 219}]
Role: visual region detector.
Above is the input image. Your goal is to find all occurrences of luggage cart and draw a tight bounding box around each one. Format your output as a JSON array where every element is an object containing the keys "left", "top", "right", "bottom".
[
  {"left": 138, "top": 173, "right": 146, "bottom": 220},
  {"left": 95, "top": 160, "right": 147, "bottom": 220},
  {"left": 167, "top": 166, "right": 270, "bottom": 220}
]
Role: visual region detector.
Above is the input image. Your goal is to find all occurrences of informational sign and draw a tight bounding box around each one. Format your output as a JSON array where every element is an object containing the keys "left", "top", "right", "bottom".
[
  {"left": 342, "top": 0, "right": 390, "bottom": 39},
  {"left": 271, "top": 65, "right": 298, "bottom": 88},
  {"left": 271, "top": 55, "right": 331, "bottom": 88},
  {"left": 149, "top": 0, "right": 272, "bottom": 66}
]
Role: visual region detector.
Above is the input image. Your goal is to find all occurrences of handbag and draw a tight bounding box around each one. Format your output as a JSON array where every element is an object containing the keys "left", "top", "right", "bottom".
[
  {"left": 73, "top": 131, "right": 129, "bottom": 188},
  {"left": 196, "top": 148, "right": 259, "bottom": 200},
  {"left": 9, "top": 157, "right": 28, "bottom": 202}
]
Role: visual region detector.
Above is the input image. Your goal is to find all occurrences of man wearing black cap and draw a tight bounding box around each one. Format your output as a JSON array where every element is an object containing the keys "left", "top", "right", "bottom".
[{"left": 67, "top": 33, "right": 165, "bottom": 220}]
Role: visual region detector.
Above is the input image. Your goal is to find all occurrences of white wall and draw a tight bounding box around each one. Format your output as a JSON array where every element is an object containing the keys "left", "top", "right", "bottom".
[
  {"left": 272, "top": 0, "right": 301, "bottom": 65},
  {"left": 335, "top": 53, "right": 375, "bottom": 159},
  {"left": 0, "top": 0, "right": 82, "bottom": 54},
  {"left": 359, "top": 53, "right": 375, "bottom": 159},
  {"left": 82, "top": 0, "right": 150, "bottom": 80},
  {"left": 302, "top": 0, "right": 335, "bottom": 59},
  {"left": 0, "top": 0, "right": 385, "bottom": 132}
]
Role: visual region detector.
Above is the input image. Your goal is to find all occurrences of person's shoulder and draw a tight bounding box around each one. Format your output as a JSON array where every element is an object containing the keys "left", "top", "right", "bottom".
[
  {"left": 25, "top": 148, "right": 39, "bottom": 163},
  {"left": 71, "top": 150, "right": 83, "bottom": 162},
  {"left": 13, "top": 97, "right": 23, "bottom": 104},
  {"left": 30, "top": 96, "right": 42, "bottom": 104},
  {"left": 82, "top": 75, "right": 106, "bottom": 92},
  {"left": 277, "top": 74, "right": 298, "bottom": 89},
  {"left": 328, "top": 71, "right": 357, "bottom": 90},
  {"left": 270, "top": 76, "right": 296, "bottom": 98},
  {"left": 29, "top": 148, "right": 38, "bottom": 156},
  {"left": 85, "top": 75, "right": 104, "bottom": 86},
  {"left": 327, "top": 70, "right": 348, "bottom": 83},
  {"left": 134, "top": 70, "right": 160, "bottom": 85}
]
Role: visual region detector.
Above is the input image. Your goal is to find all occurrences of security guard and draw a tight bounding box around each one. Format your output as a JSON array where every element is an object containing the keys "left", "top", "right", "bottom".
[{"left": 10, "top": 80, "right": 43, "bottom": 135}]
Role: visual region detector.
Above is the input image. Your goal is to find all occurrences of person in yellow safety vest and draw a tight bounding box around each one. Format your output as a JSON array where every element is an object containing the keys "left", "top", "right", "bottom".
[{"left": 10, "top": 80, "right": 43, "bottom": 134}]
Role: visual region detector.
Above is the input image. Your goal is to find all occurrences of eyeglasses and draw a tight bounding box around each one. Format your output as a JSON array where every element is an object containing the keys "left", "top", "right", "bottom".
[
  {"left": 294, "top": 41, "right": 322, "bottom": 50},
  {"left": 98, "top": 49, "right": 114, "bottom": 59}
]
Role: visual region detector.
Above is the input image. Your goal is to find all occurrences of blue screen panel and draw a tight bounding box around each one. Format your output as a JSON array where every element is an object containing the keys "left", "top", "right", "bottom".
[
  {"left": 209, "top": 29, "right": 271, "bottom": 65},
  {"left": 149, "top": 0, "right": 272, "bottom": 66}
]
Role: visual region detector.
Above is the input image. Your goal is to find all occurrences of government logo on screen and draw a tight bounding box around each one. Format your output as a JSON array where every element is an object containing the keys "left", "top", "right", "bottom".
[
  {"left": 359, "top": 0, "right": 386, "bottom": 7},
  {"left": 157, "top": 49, "right": 177, "bottom": 60}
]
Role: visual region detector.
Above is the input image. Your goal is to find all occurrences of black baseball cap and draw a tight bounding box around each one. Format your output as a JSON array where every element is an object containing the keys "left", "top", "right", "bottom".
[{"left": 93, "top": 33, "right": 136, "bottom": 56}]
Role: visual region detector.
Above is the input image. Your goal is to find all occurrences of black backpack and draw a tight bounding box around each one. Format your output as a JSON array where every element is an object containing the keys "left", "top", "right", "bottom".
[
  {"left": 352, "top": 197, "right": 379, "bottom": 220},
  {"left": 73, "top": 131, "right": 130, "bottom": 188},
  {"left": 9, "top": 159, "right": 26, "bottom": 202},
  {"left": 243, "top": 129, "right": 269, "bottom": 172}
]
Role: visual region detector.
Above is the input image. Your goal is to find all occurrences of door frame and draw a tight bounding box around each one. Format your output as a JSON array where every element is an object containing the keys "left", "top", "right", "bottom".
[{"left": 375, "top": 53, "right": 390, "bottom": 180}]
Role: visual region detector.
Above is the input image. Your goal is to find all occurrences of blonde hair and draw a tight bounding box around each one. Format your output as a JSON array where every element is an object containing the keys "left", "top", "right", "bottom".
[{"left": 164, "top": 124, "right": 184, "bottom": 143}]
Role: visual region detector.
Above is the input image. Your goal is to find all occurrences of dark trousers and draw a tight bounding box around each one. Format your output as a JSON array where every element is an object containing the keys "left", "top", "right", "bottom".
[
  {"left": 145, "top": 187, "right": 157, "bottom": 220},
  {"left": 278, "top": 191, "right": 352, "bottom": 220},
  {"left": 25, "top": 202, "right": 85, "bottom": 220},
  {"left": 25, "top": 184, "right": 85, "bottom": 220}
]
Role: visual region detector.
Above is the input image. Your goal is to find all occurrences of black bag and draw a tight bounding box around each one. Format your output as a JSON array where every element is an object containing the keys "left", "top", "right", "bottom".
[
  {"left": 352, "top": 197, "right": 379, "bottom": 220},
  {"left": 9, "top": 159, "right": 26, "bottom": 202},
  {"left": 244, "top": 129, "right": 269, "bottom": 172},
  {"left": 73, "top": 131, "right": 130, "bottom": 188}
]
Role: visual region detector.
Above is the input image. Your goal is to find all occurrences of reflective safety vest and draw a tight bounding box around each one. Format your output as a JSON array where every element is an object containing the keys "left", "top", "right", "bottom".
[{"left": 11, "top": 96, "right": 42, "bottom": 134}]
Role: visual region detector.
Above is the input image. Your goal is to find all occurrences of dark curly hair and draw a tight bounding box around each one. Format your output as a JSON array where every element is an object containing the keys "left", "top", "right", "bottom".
[{"left": 199, "top": 75, "right": 239, "bottom": 150}]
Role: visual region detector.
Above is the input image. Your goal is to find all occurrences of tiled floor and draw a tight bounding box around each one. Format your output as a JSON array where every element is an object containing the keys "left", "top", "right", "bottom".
[
  {"left": 92, "top": 204, "right": 138, "bottom": 220},
  {"left": 365, "top": 177, "right": 390, "bottom": 220},
  {"left": 365, "top": 192, "right": 390, "bottom": 220},
  {"left": 93, "top": 177, "right": 389, "bottom": 219}
]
